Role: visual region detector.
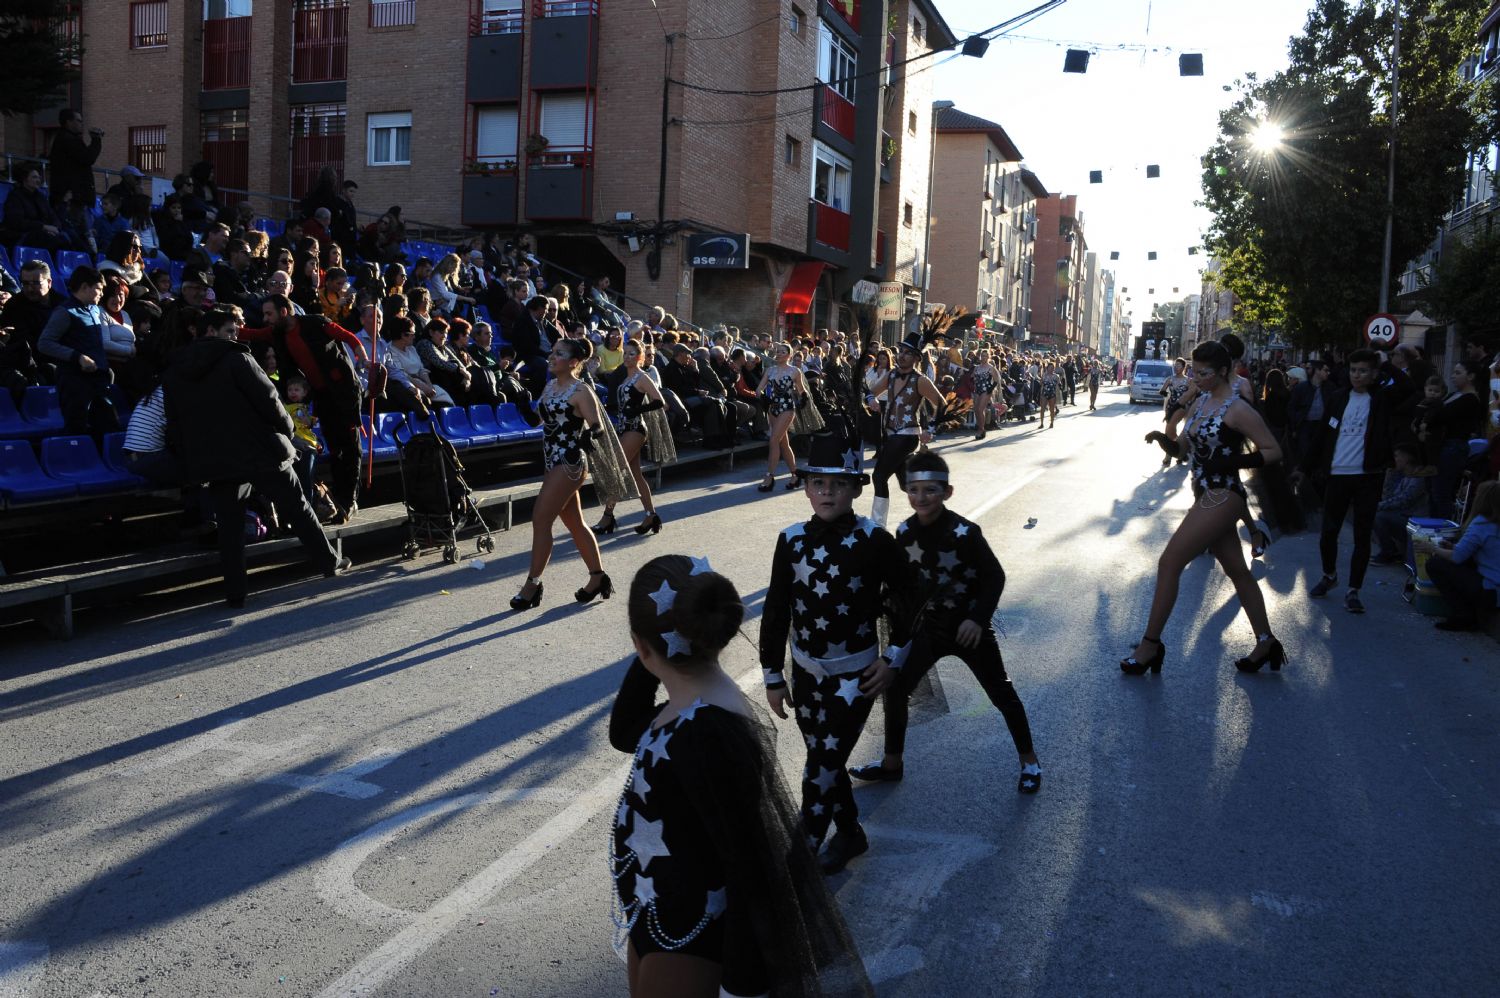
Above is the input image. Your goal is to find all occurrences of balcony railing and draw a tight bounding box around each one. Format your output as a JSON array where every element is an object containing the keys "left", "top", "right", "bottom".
[
  {"left": 530, "top": 146, "right": 592, "bottom": 168},
  {"left": 473, "top": 4, "right": 522, "bottom": 33},
  {"left": 203, "top": 17, "right": 251, "bottom": 90},
  {"left": 370, "top": 0, "right": 416, "bottom": 27},
  {"left": 293, "top": 2, "right": 349, "bottom": 83},
  {"left": 817, "top": 84, "right": 856, "bottom": 142},
  {"left": 291, "top": 133, "right": 344, "bottom": 198},
  {"left": 201, "top": 138, "right": 249, "bottom": 206},
  {"left": 533, "top": 0, "right": 597, "bottom": 15},
  {"left": 814, "top": 201, "right": 851, "bottom": 252}
]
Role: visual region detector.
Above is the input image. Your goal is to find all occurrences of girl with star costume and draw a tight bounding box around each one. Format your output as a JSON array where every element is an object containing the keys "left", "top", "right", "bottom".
[
  {"left": 609, "top": 555, "right": 873, "bottom": 998},
  {"left": 594, "top": 337, "right": 676, "bottom": 537},
  {"left": 850, "top": 450, "right": 1042, "bottom": 794},
  {"left": 759, "top": 434, "right": 911, "bottom": 875}
]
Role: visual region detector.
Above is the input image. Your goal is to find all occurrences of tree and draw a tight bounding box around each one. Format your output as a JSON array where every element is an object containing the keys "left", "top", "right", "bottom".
[
  {"left": 1423, "top": 223, "right": 1500, "bottom": 338},
  {"left": 0, "top": 1, "right": 81, "bottom": 117},
  {"left": 1201, "top": 0, "right": 1487, "bottom": 349}
]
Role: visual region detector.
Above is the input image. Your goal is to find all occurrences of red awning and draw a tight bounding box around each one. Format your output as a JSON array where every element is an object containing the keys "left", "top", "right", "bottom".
[{"left": 778, "top": 261, "right": 826, "bottom": 315}]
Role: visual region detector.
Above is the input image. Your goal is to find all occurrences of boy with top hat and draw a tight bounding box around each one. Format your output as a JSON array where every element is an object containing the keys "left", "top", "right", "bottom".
[
  {"left": 863, "top": 334, "right": 946, "bottom": 529},
  {"left": 760, "top": 432, "right": 912, "bottom": 875},
  {"left": 851, "top": 449, "right": 1043, "bottom": 794}
]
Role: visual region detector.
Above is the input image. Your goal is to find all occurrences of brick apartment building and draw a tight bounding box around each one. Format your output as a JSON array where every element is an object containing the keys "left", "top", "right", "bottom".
[
  {"left": 927, "top": 106, "right": 1046, "bottom": 342},
  {"left": 1029, "top": 192, "right": 1087, "bottom": 348},
  {"left": 2, "top": 0, "right": 966, "bottom": 335}
]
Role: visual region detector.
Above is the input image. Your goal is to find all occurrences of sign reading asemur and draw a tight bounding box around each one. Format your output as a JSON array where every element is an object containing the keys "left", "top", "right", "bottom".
[{"left": 687, "top": 233, "right": 751, "bottom": 269}]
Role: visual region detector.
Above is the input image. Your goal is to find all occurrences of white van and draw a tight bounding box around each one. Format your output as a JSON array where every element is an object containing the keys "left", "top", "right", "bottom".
[{"left": 1130, "top": 359, "right": 1174, "bottom": 404}]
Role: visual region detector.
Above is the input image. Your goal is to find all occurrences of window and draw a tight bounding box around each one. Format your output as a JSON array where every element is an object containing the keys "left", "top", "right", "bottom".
[
  {"left": 817, "top": 24, "right": 857, "bottom": 101},
  {"left": 367, "top": 111, "right": 411, "bottom": 166},
  {"left": 131, "top": 1, "right": 169, "bottom": 48},
  {"left": 129, "top": 125, "right": 168, "bottom": 173},
  {"left": 789, "top": 4, "right": 804, "bottom": 35},
  {"left": 903, "top": 201, "right": 914, "bottom": 227},
  {"left": 292, "top": 103, "right": 346, "bottom": 196},
  {"left": 538, "top": 92, "right": 594, "bottom": 149},
  {"left": 479, "top": 0, "right": 522, "bottom": 33},
  {"left": 475, "top": 105, "right": 519, "bottom": 165},
  {"left": 811, "top": 143, "right": 852, "bottom": 209},
  {"left": 911, "top": 13, "right": 925, "bottom": 47},
  {"left": 908, "top": 110, "right": 917, "bottom": 135},
  {"left": 785, "top": 135, "right": 802, "bottom": 167},
  {"left": 370, "top": 0, "right": 416, "bottom": 27},
  {"left": 204, "top": 0, "right": 253, "bottom": 14}
]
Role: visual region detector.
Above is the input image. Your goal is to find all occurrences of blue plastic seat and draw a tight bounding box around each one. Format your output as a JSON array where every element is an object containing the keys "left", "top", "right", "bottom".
[
  {"left": 494, "top": 402, "right": 541, "bottom": 440},
  {"left": 474, "top": 304, "right": 495, "bottom": 327},
  {"left": 0, "top": 439, "right": 76, "bottom": 502},
  {"left": 20, "top": 386, "right": 65, "bottom": 435},
  {"left": 396, "top": 409, "right": 439, "bottom": 444},
  {"left": 457, "top": 405, "right": 499, "bottom": 446},
  {"left": 169, "top": 260, "right": 185, "bottom": 290},
  {"left": 255, "top": 217, "right": 285, "bottom": 238},
  {"left": 0, "top": 392, "right": 36, "bottom": 439},
  {"left": 55, "top": 249, "right": 93, "bottom": 283},
  {"left": 41, "top": 435, "right": 141, "bottom": 494},
  {"left": 101, "top": 432, "right": 137, "bottom": 475},
  {"left": 364, "top": 414, "right": 401, "bottom": 459},
  {"left": 15, "top": 246, "right": 55, "bottom": 274},
  {"left": 435, "top": 407, "right": 476, "bottom": 449}
]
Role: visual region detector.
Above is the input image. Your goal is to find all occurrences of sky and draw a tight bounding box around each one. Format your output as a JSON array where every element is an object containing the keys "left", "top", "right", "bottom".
[{"left": 928, "top": 0, "right": 1321, "bottom": 325}]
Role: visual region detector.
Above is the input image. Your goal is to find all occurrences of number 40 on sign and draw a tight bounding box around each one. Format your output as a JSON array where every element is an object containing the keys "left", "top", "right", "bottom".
[{"left": 1364, "top": 313, "right": 1398, "bottom": 348}]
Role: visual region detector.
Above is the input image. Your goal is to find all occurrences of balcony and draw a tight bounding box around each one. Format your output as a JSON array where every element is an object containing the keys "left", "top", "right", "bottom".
[
  {"left": 525, "top": 148, "right": 593, "bottom": 219},
  {"left": 369, "top": 0, "right": 416, "bottom": 27},
  {"left": 817, "top": 84, "right": 856, "bottom": 143},
  {"left": 463, "top": 170, "right": 519, "bottom": 226},
  {"left": 812, "top": 201, "right": 851, "bottom": 252},
  {"left": 293, "top": 1, "right": 349, "bottom": 84},
  {"left": 530, "top": 0, "right": 598, "bottom": 88},
  {"left": 203, "top": 17, "right": 251, "bottom": 90}
]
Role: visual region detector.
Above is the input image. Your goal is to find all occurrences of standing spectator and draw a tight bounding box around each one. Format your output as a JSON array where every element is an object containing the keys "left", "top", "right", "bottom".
[
  {"left": 1420, "top": 481, "right": 1500, "bottom": 631},
  {"left": 188, "top": 161, "right": 224, "bottom": 227},
  {"left": 162, "top": 306, "right": 350, "bottom": 607},
  {"left": 48, "top": 110, "right": 103, "bottom": 208},
  {"left": 1261, "top": 368, "right": 1292, "bottom": 445},
  {"left": 1430, "top": 360, "right": 1487, "bottom": 519},
  {"left": 1288, "top": 359, "right": 1334, "bottom": 468},
  {"left": 37, "top": 267, "right": 119, "bottom": 438}
]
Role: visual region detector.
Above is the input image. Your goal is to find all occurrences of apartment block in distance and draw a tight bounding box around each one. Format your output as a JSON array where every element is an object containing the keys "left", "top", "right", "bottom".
[{"left": 1030, "top": 192, "right": 1087, "bottom": 348}]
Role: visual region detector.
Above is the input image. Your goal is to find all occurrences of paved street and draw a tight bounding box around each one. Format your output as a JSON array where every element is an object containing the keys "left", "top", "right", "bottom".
[{"left": 3, "top": 385, "right": 1498, "bottom": 997}]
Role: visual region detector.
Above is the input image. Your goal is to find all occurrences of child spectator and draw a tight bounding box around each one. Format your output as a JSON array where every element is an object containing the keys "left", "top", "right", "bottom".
[
  {"left": 1371, "top": 443, "right": 1432, "bottom": 565},
  {"left": 92, "top": 193, "right": 131, "bottom": 252},
  {"left": 319, "top": 267, "right": 355, "bottom": 325},
  {"left": 1421, "top": 480, "right": 1500, "bottom": 631},
  {"left": 1412, "top": 375, "right": 1445, "bottom": 472},
  {"left": 282, "top": 376, "right": 321, "bottom": 499}
]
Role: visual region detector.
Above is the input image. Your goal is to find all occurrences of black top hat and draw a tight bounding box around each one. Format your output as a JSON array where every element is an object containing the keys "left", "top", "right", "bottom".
[
  {"left": 896, "top": 335, "right": 924, "bottom": 355},
  {"left": 802, "top": 433, "right": 868, "bottom": 484}
]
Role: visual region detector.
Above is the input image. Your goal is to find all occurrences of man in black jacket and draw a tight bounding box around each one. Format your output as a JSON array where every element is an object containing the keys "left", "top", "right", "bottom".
[
  {"left": 48, "top": 110, "right": 103, "bottom": 209},
  {"left": 1298, "top": 348, "right": 1415, "bottom": 614},
  {"left": 508, "top": 295, "right": 550, "bottom": 395},
  {"left": 0, "top": 260, "right": 64, "bottom": 387},
  {"left": 161, "top": 306, "right": 350, "bottom": 607},
  {"left": 663, "top": 344, "right": 729, "bottom": 446},
  {"left": 1287, "top": 359, "right": 1334, "bottom": 468}
]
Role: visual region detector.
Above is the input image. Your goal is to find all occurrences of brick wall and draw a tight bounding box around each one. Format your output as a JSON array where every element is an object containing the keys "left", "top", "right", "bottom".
[{"left": 928, "top": 131, "right": 984, "bottom": 313}]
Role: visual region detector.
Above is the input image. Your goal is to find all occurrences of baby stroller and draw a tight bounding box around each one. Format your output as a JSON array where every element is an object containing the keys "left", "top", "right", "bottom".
[{"left": 397, "top": 428, "right": 496, "bottom": 564}]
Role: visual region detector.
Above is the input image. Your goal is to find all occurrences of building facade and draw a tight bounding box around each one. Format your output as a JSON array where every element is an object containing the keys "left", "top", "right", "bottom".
[
  {"left": 1099, "top": 268, "right": 1118, "bottom": 357},
  {"left": 1029, "top": 192, "right": 1086, "bottom": 348}
]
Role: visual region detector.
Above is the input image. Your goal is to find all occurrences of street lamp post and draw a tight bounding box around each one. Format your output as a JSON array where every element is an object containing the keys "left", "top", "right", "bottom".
[{"left": 1379, "top": 0, "right": 1401, "bottom": 313}]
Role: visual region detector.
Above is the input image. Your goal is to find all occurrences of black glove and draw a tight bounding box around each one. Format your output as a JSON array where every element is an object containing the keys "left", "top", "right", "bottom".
[
  {"left": 1202, "top": 449, "right": 1265, "bottom": 475},
  {"left": 1144, "top": 430, "right": 1178, "bottom": 459},
  {"left": 638, "top": 396, "right": 665, "bottom": 412},
  {"left": 579, "top": 426, "right": 602, "bottom": 454}
]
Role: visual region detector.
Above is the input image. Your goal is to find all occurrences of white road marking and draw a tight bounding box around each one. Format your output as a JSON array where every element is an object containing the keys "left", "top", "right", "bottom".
[
  {"left": 260, "top": 747, "right": 405, "bottom": 800},
  {"left": 116, "top": 717, "right": 252, "bottom": 776},
  {"left": 964, "top": 468, "right": 1046, "bottom": 523},
  {"left": 0, "top": 941, "right": 48, "bottom": 998}
]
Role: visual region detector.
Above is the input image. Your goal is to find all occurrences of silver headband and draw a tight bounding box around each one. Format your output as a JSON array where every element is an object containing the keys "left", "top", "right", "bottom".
[{"left": 906, "top": 471, "right": 949, "bottom": 483}]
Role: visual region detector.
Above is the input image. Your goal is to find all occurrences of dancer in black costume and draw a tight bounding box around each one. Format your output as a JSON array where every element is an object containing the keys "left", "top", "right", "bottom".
[
  {"left": 1123, "top": 342, "right": 1288, "bottom": 676},
  {"left": 761, "top": 434, "right": 910, "bottom": 875},
  {"left": 595, "top": 337, "right": 676, "bottom": 536},
  {"left": 851, "top": 450, "right": 1042, "bottom": 793},
  {"left": 862, "top": 335, "right": 945, "bottom": 529},
  {"left": 610, "top": 555, "right": 873, "bottom": 998}
]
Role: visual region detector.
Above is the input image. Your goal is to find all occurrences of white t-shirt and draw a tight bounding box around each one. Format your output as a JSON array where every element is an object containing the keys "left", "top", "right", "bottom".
[{"left": 1330, "top": 391, "right": 1372, "bottom": 476}]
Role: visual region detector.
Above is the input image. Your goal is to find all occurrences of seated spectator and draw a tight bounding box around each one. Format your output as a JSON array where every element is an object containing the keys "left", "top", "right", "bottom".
[
  {"left": 385, "top": 314, "right": 451, "bottom": 409},
  {"left": 290, "top": 252, "right": 322, "bottom": 315},
  {"left": 200, "top": 222, "right": 231, "bottom": 265},
  {"left": 100, "top": 275, "right": 137, "bottom": 365},
  {"left": 1421, "top": 480, "right": 1500, "bottom": 630},
  {"left": 269, "top": 218, "right": 305, "bottom": 260},
  {"left": 662, "top": 343, "right": 729, "bottom": 446},
  {"left": 92, "top": 193, "right": 132, "bottom": 252},
  {"left": 596, "top": 326, "right": 625, "bottom": 376},
  {"left": 416, "top": 317, "right": 471, "bottom": 404},
  {"left": 148, "top": 267, "right": 174, "bottom": 301},
  {"left": 318, "top": 267, "right": 355, "bottom": 325},
  {"left": 3, "top": 165, "right": 67, "bottom": 251},
  {"left": 428, "top": 253, "right": 476, "bottom": 318},
  {"left": 1, "top": 260, "right": 65, "bottom": 387},
  {"left": 106, "top": 164, "right": 146, "bottom": 205},
  {"left": 322, "top": 241, "right": 345, "bottom": 273},
  {"left": 407, "top": 286, "right": 435, "bottom": 335},
  {"left": 98, "top": 231, "right": 150, "bottom": 291},
  {"left": 188, "top": 160, "right": 225, "bottom": 229},
  {"left": 383, "top": 263, "right": 407, "bottom": 297},
  {"left": 38, "top": 266, "right": 120, "bottom": 438},
  {"left": 1371, "top": 443, "right": 1433, "bottom": 565},
  {"left": 232, "top": 201, "right": 258, "bottom": 240},
  {"left": 358, "top": 207, "right": 405, "bottom": 264},
  {"left": 214, "top": 239, "right": 265, "bottom": 311},
  {"left": 161, "top": 305, "right": 349, "bottom": 608},
  {"left": 154, "top": 196, "right": 196, "bottom": 261}
]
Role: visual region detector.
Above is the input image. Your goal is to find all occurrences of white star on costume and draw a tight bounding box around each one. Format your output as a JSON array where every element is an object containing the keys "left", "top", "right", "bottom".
[
  {"left": 798, "top": 705, "right": 812, "bottom": 719},
  {"left": 627, "top": 815, "right": 671, "bottom": 869},
  {"left": 706, "top": 888, "right": 728, "bottom": 917},
  {"left": 938, "top": 551, "right": 961, "bottom": 570},
  {"left": 821, "top": 734, "right": 839, "bottom": 750},
  {"left": 798, "top": 627, "right": 811, "bottom": 642},
  {"left": 811, "top": 767, "right": 839, "bottom": 793},
  {"left": 811, "top": 691, "right": 823, "bottom": 702},
  {"left": 663, "top": 630, "right": 694, "bottom": 658},
  {"left": 811, "top": 802, "right": 825, "bottom": 815},
  {"left": 689, "top": 555, "right": 712, "bottom": 575},
  {"left": 952, "top": 582, "right": 967, "bottom": 594},
  {"left": 906, "top": 541, "right": 924, "bottom": 561},
  {"left": 856, "top": 623, "right": 871, "bottom": 637},
  {"left": 826, "top": 641, "right": 848, "bottom": 658},
  {"left": 849, "top": 577, "right": 864, "bottom": 592},
  {"left": 616, "top": 798, "right": 631, "bottom": 829},
  {"left": 812, "top": 580, "right": 830, "bottom": 596},
  {"left": 679, "top": 698, "right": 705, "bottom": 721},
  {"left": 826, "top": 564, "right": 840, "bottom": 578},
  {"left": 954, "top": 523, "right": 970, "bottom": 537},
  {"left": 810, "top": 546, "right": 828, "bottom": 563},
  {"left": 836, "top": 677, "right": 861, "bottom": 704},
  {"left": 642, "top": 729, "right": 673, "bottom": 765},
  {"left": 792, "top": 560, "right": 816, "bottom": 585},
  {"left": 634, "top": 874, "right": 657, "bottom": 906},
  {"left": 817, "top": 708, "right": 827, "bottom": 723},
  {"left": 805, "top": 733, "right": 817, "bottom": 749},
  {"left": 836, "top": 603, "right": 850, "bottom": 615},
  {"left": 843, "top": 449, "right": 859, "bottom": 468},
  {"left": 648, "top": 580, "right": 676, "bottom": 614},
  {"left": 813, "top": 616, "right": 829, "bottom": 631},
  {"left": 632, "top": 765, "right": 652, "bottom": 802},
  {"left": 841, "top": 534, "right": 858, "bottom": 548},
  {"left": 795, "top": 598, "right": 807, "bottom": 613}
]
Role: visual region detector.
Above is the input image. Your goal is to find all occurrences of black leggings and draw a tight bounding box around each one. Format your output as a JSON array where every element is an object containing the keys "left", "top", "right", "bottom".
[
  {"left": 872, "top": 434, "right": 921, "bottom": 499},
  {"left": 883, "top": 627, "right": 1033, "bottom": 757},
  {"left": 1320, "top": 472, "right": 1382, "bottom": 589}
]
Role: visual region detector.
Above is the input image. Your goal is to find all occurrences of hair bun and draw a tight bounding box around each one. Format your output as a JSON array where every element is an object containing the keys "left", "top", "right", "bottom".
[{"left": 672, "top": 572, "right": 744, "bottom": 655}]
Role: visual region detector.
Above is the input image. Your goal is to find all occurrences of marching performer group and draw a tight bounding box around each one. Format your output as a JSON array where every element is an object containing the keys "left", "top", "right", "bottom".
[{"left": 506, "top": 328, "right": 1290, "bottom": 996}]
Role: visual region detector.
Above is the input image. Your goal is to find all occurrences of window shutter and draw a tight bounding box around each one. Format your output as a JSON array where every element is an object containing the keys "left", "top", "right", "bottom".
[
  {"left": 476, "top": 106, "right": 519, "bottom": 159},
  {"left": 539, "top": 94, "right": 591, "bottom": 148}
]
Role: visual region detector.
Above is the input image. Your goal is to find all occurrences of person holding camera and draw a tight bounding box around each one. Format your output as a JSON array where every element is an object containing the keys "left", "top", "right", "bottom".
[{"left": 49, "top": 110, "right": 104, "bottom": 209}]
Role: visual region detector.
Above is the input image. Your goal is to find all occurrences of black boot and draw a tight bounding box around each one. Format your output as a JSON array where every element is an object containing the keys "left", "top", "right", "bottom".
[{"left": 819, "top": 824, "right": 869, "bottom": 875}]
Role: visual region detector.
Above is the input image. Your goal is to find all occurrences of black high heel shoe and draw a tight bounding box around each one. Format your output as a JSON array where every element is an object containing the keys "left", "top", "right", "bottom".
[
  {"left": 634, "top": 512, "right": 663, "bottom": 535},
  {"left": 1234, "top": 634, "right": 1286, "bottom": 673},
  {"left": 593, "top": 510, "right": 617, "bottom": 535},
  {"left": 575, "top": 570, "right": 614, "bottom": 604},
  {"left": 1120, "top": 636, "right": 1165, "bottom": 675},
  {"left": 756, "top": 476, "right": 775, "bottom": 493},
  {"left": 785, "top": 474, "right": 804, "bottom": 490},
  {"left": 510, "top": 577, "right": 543, "bottom": 611}
]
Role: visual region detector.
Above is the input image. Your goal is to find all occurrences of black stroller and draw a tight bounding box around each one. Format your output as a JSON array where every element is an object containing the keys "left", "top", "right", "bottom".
[{"left": 397, "top": 429, "right": 496, "bottom": 564}]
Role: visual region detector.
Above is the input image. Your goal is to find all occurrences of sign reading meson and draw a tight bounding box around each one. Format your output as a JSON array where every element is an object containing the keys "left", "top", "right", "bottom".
[{"left": 687, "top": 233, "right": 750, "bottom": 269}]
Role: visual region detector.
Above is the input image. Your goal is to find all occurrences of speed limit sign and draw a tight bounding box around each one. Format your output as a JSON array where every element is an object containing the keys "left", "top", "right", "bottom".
[{"left": 1364, "top": 313, "right": 1398, "bottom": 348}]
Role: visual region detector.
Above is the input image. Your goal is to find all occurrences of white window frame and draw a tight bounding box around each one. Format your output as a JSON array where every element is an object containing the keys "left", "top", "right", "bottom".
[
  {"left": 818, "top": 23, "right": 857, "bottom": 102},
  {"left": 811, "top": 142, "right": 852, "bottom": 210},
  {"left": 475, "top": 105, "right": 519, "bottom": 164},
  {"left": 367, "top": 111, "right": 412, "bottom": 167}
]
